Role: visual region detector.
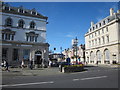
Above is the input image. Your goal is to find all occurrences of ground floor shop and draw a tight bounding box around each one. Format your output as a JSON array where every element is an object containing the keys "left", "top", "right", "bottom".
[
  {"left": 85, "top": 44, "right": 120, "bottom": 64},
  {"left": 1, "top": 40, "right": 49, "bottom": 68}
]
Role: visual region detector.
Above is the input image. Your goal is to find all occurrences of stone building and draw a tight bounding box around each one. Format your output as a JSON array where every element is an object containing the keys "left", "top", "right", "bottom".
[
  {"left": 0, "top": 2, "right": 49, "bottom": 67},
  {"left": 62, "top": 44, "right": 85, "bottom": 64},
  {"left": 85, "top": 8, "right": 120, "bottom": 65}
]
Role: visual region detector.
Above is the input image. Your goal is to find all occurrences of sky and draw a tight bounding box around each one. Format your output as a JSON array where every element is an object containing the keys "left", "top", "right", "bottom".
[{"left": 8, "top": 2, "right": 118, "bottom": 53}]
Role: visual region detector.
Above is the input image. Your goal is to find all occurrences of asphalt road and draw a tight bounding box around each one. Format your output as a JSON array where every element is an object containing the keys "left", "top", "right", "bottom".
[{"left": 1, "top": 66, "right": 119, "bottom": 88}]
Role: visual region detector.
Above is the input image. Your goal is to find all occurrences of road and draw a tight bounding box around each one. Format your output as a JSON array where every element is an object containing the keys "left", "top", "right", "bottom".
[{"left": 1, "top": 66, "right": 119, "bottom": 88}]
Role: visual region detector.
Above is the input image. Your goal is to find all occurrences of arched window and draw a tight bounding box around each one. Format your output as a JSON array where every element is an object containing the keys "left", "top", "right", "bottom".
[
  {"left": 104, "top": 49, "right": 110, "bottom": 63},
  {"left": 90, "top": 51, "right": 94, "bottom": 63},
  {"left": 18, "top": 19, "right": 25, "bottom": 28},
  {"left": 96, "top": 50, "right": 101, "bottom": 62},
  {"left": 5, "top": 18, "right": 13, "bottom": 27},
  {"left": 30, "top": 21, "right": 36, "bottom": 29}
]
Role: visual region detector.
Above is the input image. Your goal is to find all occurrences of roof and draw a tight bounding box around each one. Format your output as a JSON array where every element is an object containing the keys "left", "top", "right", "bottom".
[{"left": 0, "top": 2, "right": 48, "bottom": 20}]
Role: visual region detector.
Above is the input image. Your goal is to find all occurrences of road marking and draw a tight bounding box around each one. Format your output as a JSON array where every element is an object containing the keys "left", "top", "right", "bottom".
[
  {"left": 80, "top": 76, "right": 107, "bottom": 80},
  {"left": 0, "top": 81, "right": 54, "bottom": 87},
  {"left": 70, "top": 71, "right": 88, "bottom": 74},
  {"left": 73, "top": 79, "right": 79, "bottom": 81}
]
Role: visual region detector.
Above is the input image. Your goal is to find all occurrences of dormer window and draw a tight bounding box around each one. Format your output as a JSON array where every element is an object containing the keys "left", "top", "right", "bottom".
[
  {"left": 18, "top": 8, "right": 24, "bottom": 13},
  {"left": 90, "top": 28, "right": 91, "bottom": 32},
  {"left": 107, "top": 18, "right": 110, "bottom": 23},
  {"left": 99, "top": 23, "right": 101, "bottom": 27},
  {"left": 5, "top": 6, "right": 10, "bottom": 11},
  {"left": 103, "top": 20, "right": 105, "bottom": 25},
  {"left": 32, "top": 11, "right": 36, "bottom": 15},
  {"left": 96, "top": 25, "right": 98, "bottom": 29},
  {"left": 93, "top": 27, "right": 95, "bottom": 30}
]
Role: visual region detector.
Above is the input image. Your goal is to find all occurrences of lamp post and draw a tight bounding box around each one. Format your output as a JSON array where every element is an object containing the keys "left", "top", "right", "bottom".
[{"left": 72, "top": 37, "right": 78, "bottom": 64}]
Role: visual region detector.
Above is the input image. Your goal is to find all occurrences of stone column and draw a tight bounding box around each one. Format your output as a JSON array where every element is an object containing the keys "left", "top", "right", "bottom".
[
  {"left": 8, "top": 47, "right": 13, "bottom": 65},
  {"left": 19, "top": 48, "right": 23, "bottom": 63}
]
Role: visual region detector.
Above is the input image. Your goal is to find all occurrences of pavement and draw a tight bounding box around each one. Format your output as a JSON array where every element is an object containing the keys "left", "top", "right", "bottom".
[
  {"left": 1, "top": 64, "right": 119, "bottom": 77},
  {"left": 2, "top": 67, "right": 63, "bottom": 77}
]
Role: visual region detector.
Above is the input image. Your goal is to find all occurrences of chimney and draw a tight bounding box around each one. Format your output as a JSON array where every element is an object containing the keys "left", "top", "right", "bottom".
[
  {"left": 117, "top": 10, "right": 120, "bottom": 14},
  {"left": 110, "top": 8, "right": 114, "bottom": 16},
  {"left": 91, "top": 21, "right": 94, "bottom": 27}
]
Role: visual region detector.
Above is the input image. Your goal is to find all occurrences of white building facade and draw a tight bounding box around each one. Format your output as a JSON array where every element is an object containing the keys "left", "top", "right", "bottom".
[
  {"left": 85, "top": 8, "right": 120, "bottom": 65},
  {"left": 0, "top": 3, "right": 49, "bottom": 67}
]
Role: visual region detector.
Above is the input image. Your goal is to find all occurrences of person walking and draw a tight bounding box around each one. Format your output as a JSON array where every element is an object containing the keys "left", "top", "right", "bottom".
[
  {"left": 5, "top": 60, "right": 9, "bottom": 71},
  {"left": 96, "top": 61, "right": 98, "bottom": 66},
  {"left": 3, "top": 60, "right": 6, "bottom": 70},
  {"left": 21, "top": 58, "right": 25, "bottom": 69},
  {"left": 30, "top": 60, "right": 33, "bottom": 70}
]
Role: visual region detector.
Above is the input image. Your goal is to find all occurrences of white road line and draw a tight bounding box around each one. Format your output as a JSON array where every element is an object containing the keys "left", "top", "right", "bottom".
[
  {"left": 0, "top": 81, "right": 54, "bottom": 87},
  {"left": 70, "top": 71, "right": 88, "bottom": 74},
  {"left": 73, "top": 79, "right": 79, "bottom": 81},
  {"left": 80, "top": 76, "right": 107, "bottom": 80}
]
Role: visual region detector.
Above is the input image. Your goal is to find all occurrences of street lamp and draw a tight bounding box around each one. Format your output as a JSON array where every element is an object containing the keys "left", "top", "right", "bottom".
[{"left": 72, "top": 37, "right": 78, "bottom": 64}]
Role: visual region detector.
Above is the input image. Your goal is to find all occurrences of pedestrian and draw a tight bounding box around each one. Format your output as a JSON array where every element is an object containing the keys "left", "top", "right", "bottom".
[
  {"left": 49, "top": 60, "right": 52, "bottom": 68},
  {"left": 5, "top": 60, "right": 9, "bottom": 71},
  {"left": 96, "top": 61, "right": 98, "bottom": 66},
  {"left": 21, "top": 57, "right": 25, "bottom": 69},
  {"left": 3, "top": 60, "right": 6, "bottom": 70},
  {"left": 30, "top": 60, "right": 33, "bottom": 70},
  {"left": 1, "top": 60, "right": 4, "bottom": 70}
]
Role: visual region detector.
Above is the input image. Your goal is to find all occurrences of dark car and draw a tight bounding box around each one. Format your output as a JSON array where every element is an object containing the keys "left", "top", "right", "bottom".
[{"left": 59, "top": 62, "right": 70, "bottom": 67}]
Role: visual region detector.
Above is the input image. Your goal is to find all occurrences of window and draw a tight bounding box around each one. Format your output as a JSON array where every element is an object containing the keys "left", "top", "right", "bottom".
[
  {"left": 96, "top": 25, "right": 98, "bottom": 29},
  {"left": 99, "top": 23, "right": 101, "bottom": 27},
  {"left": 23, "top": 49, "right": 30, "bottom": 60},
  {"left": 13, "top": 49, "right": 19, "bottom": 61},
  {"left": 89, "top": 35, "right": 91, "bottom": 39},
  {"left": 96, "top": 50, "right": 101, "bottom": 62},
  {"left": 95, "top": 32, "right": 97, "bottom": 36},
  {"left": 95, "top": 39, "right": 97, "bottom": 45},
  {"left": 89, "top": 41, "right": 91, "bottom": 47},
  {"left": 2, "top": 33, "right": 14, "bottom": 40},
  {"left": 2, "top": 33, "right": 5, "bottom": 40},
  {"left": 35, "top": 36, "right": 38, "bottom": 42},
  {"left": 102, "top": 36, "right": 105, "bottom": 44},
  {"left": 106, "top": 27, "right": 108, "bottom": 32},
  {"left": 102, "top": 28, "right": 104, "bottom": 33},
  {"left": 32, "top": 11, "right": 36, "bottom": 15},
  {"left": 5, "top": 18, "right": 13, "bottom": 27},
  {"left": 107, "top": 18, "right": 110, "bottom": 23},
  {"left": 98, "top": 30, "right": 100, "bottom": 35},
  {"left": 104, "top": 49, "right": 110, "bottom": 62},
  {"left": 30, "top": 36, "right": 34, "bottom": 42},
  {"left": 92, "top": 40, "right": 94, "bottom": 46},
  {"left": 5, "top": 6, "right": 9, "bottom": 10},
  {"left": 90, "top": 28, "right": 91, "bottom": 32},
  {"left": 103, "top": 20, "right": 105, "bottom": 25},
  {"left": 18, "top": 19, "right": 24, "bottom": 28},
  {"left": 26, "top": 36, "right": 29, "bottom": 41},
  {"left": 2, "top": 48, "right": 8, "bottom": 60},
  {"left": 93, "top": 27, "right": 95, "bottom": 30},
  {"left": 106, "top": 35, "right": 109, "bottom": 43},
  {"left": 30, "top": 21, "right": 36, "bottom": 29},
  {"left": 11, "top": 35, "right": 14, "bottom": 40},
  {"left": 98, "top": 38, "right": 101, "bottom": 45},
  {"left": 5, "top": 33, "right": 10, "bottom": 40},
  {"left": 2, "top": 29, "right": 15, "bottom": 41},
  {"left": 19, "top": 9, "right": 24, "bottom": 13},
  {"left": 92, "top": 34, "right": 93, "bottom": 38},
  {"left": 26, "top": 32, "right": 38, "bottom": 42}
]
